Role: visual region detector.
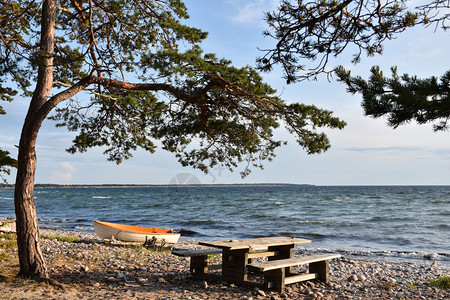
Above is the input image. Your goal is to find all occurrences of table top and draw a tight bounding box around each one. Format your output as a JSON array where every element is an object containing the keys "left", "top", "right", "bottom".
[{"left": 199, "top": 236, "right": 311, "bottom": 250}]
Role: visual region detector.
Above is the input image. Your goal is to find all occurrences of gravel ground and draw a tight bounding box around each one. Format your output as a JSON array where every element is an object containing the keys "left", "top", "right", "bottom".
[{"left": 0, "top": 224, "right": 449, "bottom": 299}]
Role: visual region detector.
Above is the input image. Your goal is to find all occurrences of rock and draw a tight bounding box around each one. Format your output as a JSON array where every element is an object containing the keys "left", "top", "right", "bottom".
[
  {"left": 256, "top": 289, "right": 266, "bottom": 297},
  {"left": 315, "top": 291, "right": 324, "bottom": 298},
  {"left": 136, "top": 277, "right": 148, "bottom": 283},
  {"left": 80, "top": 265, "right": 89, "bottom": 272},
  {"left": 200, "top": 281, "right": 208, "bottom": 289},
  {"left": 158, "top": 277, "right": 166, "bottom": 283},
  {"left": 348, "top": 275, "right": 359, "bottom": 282}
]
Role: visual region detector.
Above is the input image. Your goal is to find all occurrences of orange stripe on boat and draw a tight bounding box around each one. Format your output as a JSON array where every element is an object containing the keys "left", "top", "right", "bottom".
[{"left": 93, "top": 221, "right": 174, "bottom": 234}]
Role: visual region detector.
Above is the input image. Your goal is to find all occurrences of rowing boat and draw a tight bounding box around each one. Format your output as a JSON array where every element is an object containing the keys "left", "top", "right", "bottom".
[{"left": 93, "top": 221, "right": 180, "bottom": 243}]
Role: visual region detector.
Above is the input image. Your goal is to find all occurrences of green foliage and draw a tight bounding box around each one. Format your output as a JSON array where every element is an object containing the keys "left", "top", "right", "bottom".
[
  {"left": 40, "top": 235, "right": 80, "bottom": 243},
  {"left": 258, "top": 0, "right": 449, "bottom": 132},
  {"left": 336, "top": 66, "right": 450, "bottom": 131},
  {"left": 0, "top": 149, "right": 17, "bottom": 184},
  {"left": 259, "top": 0, "right": 448, "bottom": 82},
  {"left": 428, "top": 276, "right": 450, "bottom": 289},
  {"left": 2, "top": 0, "right": 345, "bottom": 178}
]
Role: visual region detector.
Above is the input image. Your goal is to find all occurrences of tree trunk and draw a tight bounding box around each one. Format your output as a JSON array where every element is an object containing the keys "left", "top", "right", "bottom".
[
  {"left": 14, "top": 0, "right": 56, "bottom": 278},
  {"left": 14, "top": 141, "right": 48, "bottom": 278}
]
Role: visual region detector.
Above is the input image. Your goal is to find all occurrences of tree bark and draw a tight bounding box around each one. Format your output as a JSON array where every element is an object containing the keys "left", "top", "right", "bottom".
[{"left": 14, "top": 0, "right": 56, "bottom": 278}]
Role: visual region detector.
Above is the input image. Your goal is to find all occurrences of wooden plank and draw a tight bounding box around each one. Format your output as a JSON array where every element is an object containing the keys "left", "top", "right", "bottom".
[
  {"left": 190, "top": 255, "right": 208, "bottom": 277},
  {"left": 207, "top": 264, "right": 222, "bottom": 271},
  {"left": 199, "top": 237, "right": 311, "bottom": 250},
  {"left": 247, "top": 254, "right": 341, "bottom": 272},
  {"left": 247, "top": 251, "right": 279, "bottom": 259},
  {"left": 310, "top": 260, "right": 330, "bottom": 284},
  {"left": 264, "top": 267, "right": 285, "bottom": 293},
  {"left": 284, "top": 273, "right": 318, "bottom": 285},
  {"left": 222, "top": 248, "right": 249, "bottom": 282},
  {"left": 172, "top": 248, "right": 222, "bottom": 257}
]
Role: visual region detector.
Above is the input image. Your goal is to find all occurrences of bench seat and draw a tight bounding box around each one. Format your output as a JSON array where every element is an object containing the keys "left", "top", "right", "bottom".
[
  {"left": 172, "top": 248, "right": 222, "bottom": 276},
  {"left": 247, "top": 253, "right": 341, "bottom": 293},
  {"left": 172, "top": 248, "right": 222, "bottom": 257}
]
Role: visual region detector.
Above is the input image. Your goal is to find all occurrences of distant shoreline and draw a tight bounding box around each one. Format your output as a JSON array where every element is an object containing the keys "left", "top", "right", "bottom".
[{"left": 0, "top": 183, "right": 313, "bottom": 189}]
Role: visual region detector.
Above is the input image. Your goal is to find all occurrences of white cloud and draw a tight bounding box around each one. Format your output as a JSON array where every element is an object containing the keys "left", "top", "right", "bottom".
[
  {"left": 50, "top": 162, "right": 78, "bottom": 184},
  {"left": 226, "top": 0, "right": 276, "bottom": 24}
]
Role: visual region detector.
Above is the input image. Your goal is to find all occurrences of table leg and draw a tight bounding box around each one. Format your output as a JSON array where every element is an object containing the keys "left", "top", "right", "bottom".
[
  {"left": 190, "top": 255, "right": 208, "bottom": 277},
  {"left": 222, "top": 249, "right": 249, "bottom": 282}
]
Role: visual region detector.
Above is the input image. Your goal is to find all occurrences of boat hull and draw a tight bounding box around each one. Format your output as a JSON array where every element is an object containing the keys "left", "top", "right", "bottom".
[{"left": 93, "top": 221, "right": 180, "bottom": 243}]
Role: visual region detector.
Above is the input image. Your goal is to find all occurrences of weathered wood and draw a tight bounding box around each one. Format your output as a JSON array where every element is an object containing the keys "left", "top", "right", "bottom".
[
  {"left": 264, "top": 272, "right": 319, "bottom": 292},
  {"left": 264, "top": 267, "right": 285, "bottom": 293},
  {"left": 268, "top": 244, "right": 294, "bottom": 275},
  {"left": 222, "top": 248, "right": 248, "bottom": 282},
  {"left": 172, "top": 248, "right": 222, "bottom": 257},
  {"left": 190, "top": 255, "right": 208, "bottom": 277},
  {"left": 199, "top": 236, "right": 311, "bottom": 250},
  {"left": 247, "top": 254, "right": 341, "bottom": 272},
  {"left": 207, "top": 264, "right": 222, "bottom": 271},
  {"left": 310, "top": 260, "right": 330, "bottom": 284},
  {"left": 284, "top": 273, "right": 318, "bottom": 285},
  {"left": 247, "top": 250, "right": 279, "bottom": 259},
  {"left": 172, "top": 248, "right": 223, "bottom": 278},
  {"left": 248, "top": 254, "right": 341, "bottom": 292}
]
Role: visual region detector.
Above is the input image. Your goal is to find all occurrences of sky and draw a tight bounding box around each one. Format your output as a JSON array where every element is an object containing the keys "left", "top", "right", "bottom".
[{"left": 1, "top": 0, "right": 450, "bottom": 185}]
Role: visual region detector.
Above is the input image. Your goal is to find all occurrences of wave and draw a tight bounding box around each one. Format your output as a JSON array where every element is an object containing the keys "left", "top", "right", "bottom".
[
  {"left": 297, "top": 220, "right": 325, "bottom": 224},
  {"left": 75, "top": 226, "right": 94, "bottom": 231},
  {"left": 92, "top": 196, "right": 112, "bottom": 199},
  {"left": 298, "top": 247, "right": 450, "bottom": 268}
]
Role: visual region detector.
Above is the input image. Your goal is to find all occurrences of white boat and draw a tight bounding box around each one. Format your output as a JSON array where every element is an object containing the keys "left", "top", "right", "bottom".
[{"left": 93, "top": 221, "right": 180, "bottom": 243}]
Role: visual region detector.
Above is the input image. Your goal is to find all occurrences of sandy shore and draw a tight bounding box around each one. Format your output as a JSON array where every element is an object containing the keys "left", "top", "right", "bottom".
[{"left": 0, "top": 223, "right": 449, "bottom": 299}]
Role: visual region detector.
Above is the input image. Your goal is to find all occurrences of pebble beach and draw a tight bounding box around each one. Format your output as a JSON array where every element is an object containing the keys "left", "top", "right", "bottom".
[{"left": 0, "top": 220, "right": 449, "bottom": 300}]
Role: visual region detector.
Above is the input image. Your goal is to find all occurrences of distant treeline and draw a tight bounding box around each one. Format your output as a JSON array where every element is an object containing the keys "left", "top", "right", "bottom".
[{"left": 1, "top": 183, "right": 312, "bottom": 189}]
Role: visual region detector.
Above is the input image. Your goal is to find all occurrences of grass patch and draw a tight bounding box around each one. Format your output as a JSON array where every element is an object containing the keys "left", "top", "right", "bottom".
[
  {"left": 0, "top": 232, "right": 17, "bottom": 249},
  {"left": 41, "top": 235, "right": 80, "bottom": 243},
  {"left": 407, "top": 281, "right": 420, "bottom": 289},
  {"left": 428, "top": 276, "right": 450, "bottom": 289}
]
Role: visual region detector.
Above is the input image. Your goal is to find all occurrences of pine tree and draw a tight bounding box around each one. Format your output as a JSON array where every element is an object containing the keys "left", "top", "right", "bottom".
[
  {"left": 258, "top": 0, "right": 449, "bottom": 130},
  {"left": 0, "top": 0, "right": 345, "bottom": 278}
]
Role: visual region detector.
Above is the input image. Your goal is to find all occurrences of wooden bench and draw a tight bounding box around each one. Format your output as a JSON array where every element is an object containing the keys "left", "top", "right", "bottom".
[
  {"left": 247, "top": 253, "right": 341, "bottom": 293},
  {"left": 172, "top": 249, "right": 222, "bottom": 277}
]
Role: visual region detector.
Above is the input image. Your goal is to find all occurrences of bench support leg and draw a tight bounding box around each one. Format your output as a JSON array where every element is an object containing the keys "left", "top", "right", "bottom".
[
  {"left": 264, "top": 268, "right": 285, "bottom": 293},
  {"left": 222, "top": 249, "right": 249, "bottom": 282},
  {"left": 190, "top": 255, "right": 208, "bottom": 277},
  {"left": 309, "top": 260, "right": 329, "bottom": 284}
]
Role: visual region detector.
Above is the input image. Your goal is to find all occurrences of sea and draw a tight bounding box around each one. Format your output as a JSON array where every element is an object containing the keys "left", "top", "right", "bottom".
[{"left": 1, "top": 185, "right": 449, "bottom": 268}]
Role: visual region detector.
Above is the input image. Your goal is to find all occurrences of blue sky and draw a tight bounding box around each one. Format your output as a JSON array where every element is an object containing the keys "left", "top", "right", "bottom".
[{"left": 1, "top": 0, "right": 449, "bottom": 185}]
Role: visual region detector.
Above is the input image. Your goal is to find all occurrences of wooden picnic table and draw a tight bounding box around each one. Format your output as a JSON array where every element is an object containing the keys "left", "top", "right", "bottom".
[{"left": 198, "top": 236, "right": 311, "bottom": 284}]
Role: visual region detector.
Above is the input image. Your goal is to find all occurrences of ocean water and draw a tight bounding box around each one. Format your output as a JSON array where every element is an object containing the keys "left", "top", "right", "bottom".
[{"left": 1, "top": 185, "right": 449, "bottom": 266}]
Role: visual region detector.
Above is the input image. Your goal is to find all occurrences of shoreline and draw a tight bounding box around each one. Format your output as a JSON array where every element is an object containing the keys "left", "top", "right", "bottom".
[
  {"left": 3, "top": 218, "right": 450, "bottom": 269},
  {"left": 1, "top": 224, "right": 449, "bottom": 299}
]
